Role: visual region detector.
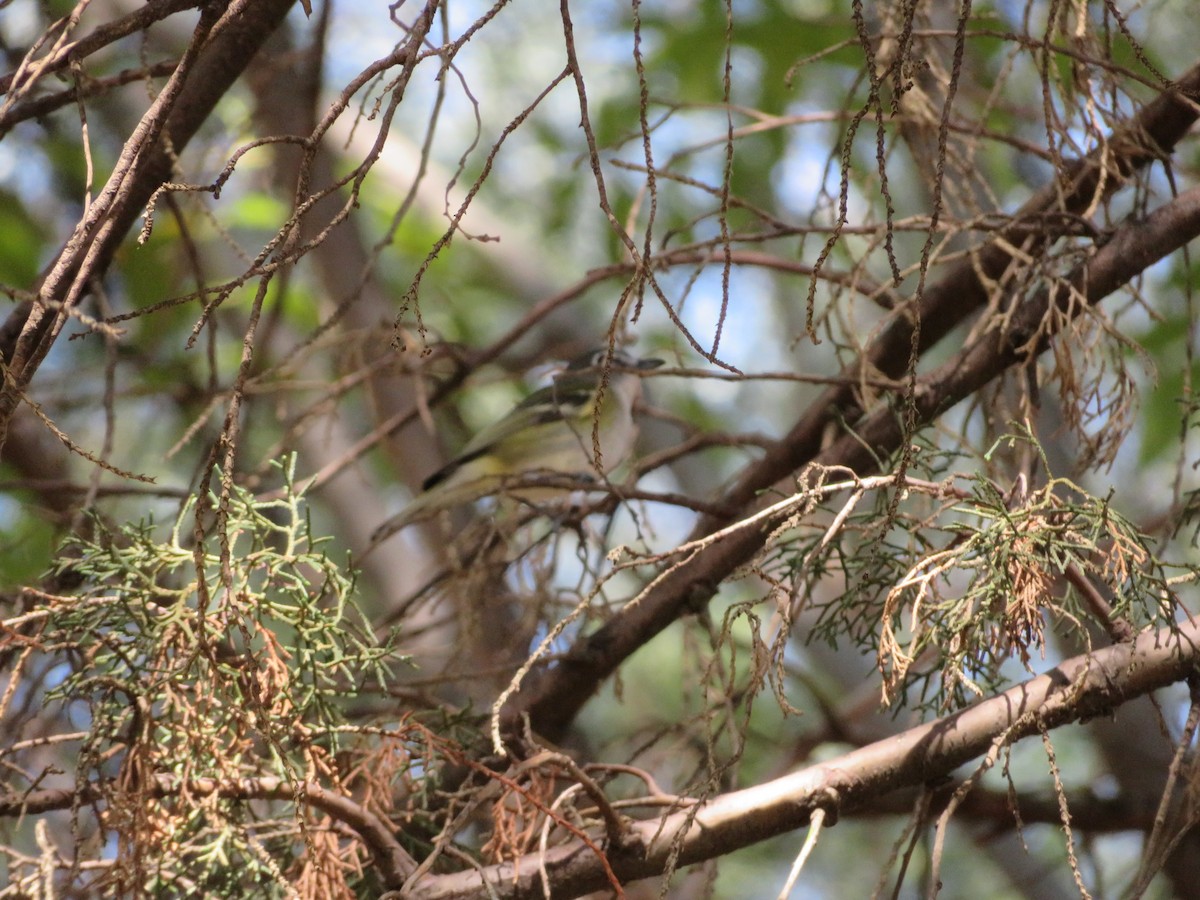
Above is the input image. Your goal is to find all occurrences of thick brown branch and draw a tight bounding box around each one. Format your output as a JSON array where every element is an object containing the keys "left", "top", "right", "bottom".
[{"left": 415, "top": 615, "right": 1200, "bottom": 899}]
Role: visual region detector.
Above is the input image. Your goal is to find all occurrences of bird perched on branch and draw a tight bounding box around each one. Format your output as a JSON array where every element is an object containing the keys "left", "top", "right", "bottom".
[{"left": 370, "top": 347, "right": 663, "bottom": 544}]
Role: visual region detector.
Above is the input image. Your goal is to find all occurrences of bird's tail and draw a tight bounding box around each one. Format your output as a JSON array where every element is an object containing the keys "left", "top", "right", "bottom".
[{"left": 367, "top": 474, "right": 502, "bottom": 547}]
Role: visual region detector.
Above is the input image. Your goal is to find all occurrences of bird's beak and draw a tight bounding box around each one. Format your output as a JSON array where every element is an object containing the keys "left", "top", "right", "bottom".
[{"left": 637, "top": 357, "right": 665, "bottom": 370}]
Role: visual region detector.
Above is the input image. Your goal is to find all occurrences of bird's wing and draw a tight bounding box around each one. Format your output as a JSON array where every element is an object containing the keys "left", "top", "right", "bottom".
[{"left": 421, "top": 375, "right": 596, "bottom": 491}]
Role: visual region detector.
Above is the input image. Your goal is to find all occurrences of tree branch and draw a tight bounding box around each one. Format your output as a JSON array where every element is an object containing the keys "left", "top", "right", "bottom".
[
  {"left": 0, "top": 774, "right": 418, "bottom": 889},
  {"left": 509, "top": 72, "right": 1200, "bottom": 740},
  {"left": 415, "top": 615, "right": 1200, "bottom": 899},
  {"left": 0, "top": 0, "right": 300, "bottom": 453},
  {"left": 0, "top": 0, "right": 202, "bottom": 96},
  {"left": 713, "top": 58, "right": 1200, "bottom": 523}
]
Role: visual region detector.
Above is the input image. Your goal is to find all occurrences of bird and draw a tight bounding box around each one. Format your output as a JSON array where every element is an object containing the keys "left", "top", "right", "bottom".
[{"left": 370, "top": 347, "right": 663, "bottom": 543}]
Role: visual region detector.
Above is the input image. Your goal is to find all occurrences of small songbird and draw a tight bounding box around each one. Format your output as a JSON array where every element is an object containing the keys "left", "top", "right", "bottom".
[{"left": 370, "top": 347, "right": 663, "bottom": 542}]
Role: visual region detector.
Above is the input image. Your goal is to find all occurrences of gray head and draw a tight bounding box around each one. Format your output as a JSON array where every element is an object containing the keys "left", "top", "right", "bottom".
[{"left": 563, "top": 347, "right": 664, "bottom": 373}]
